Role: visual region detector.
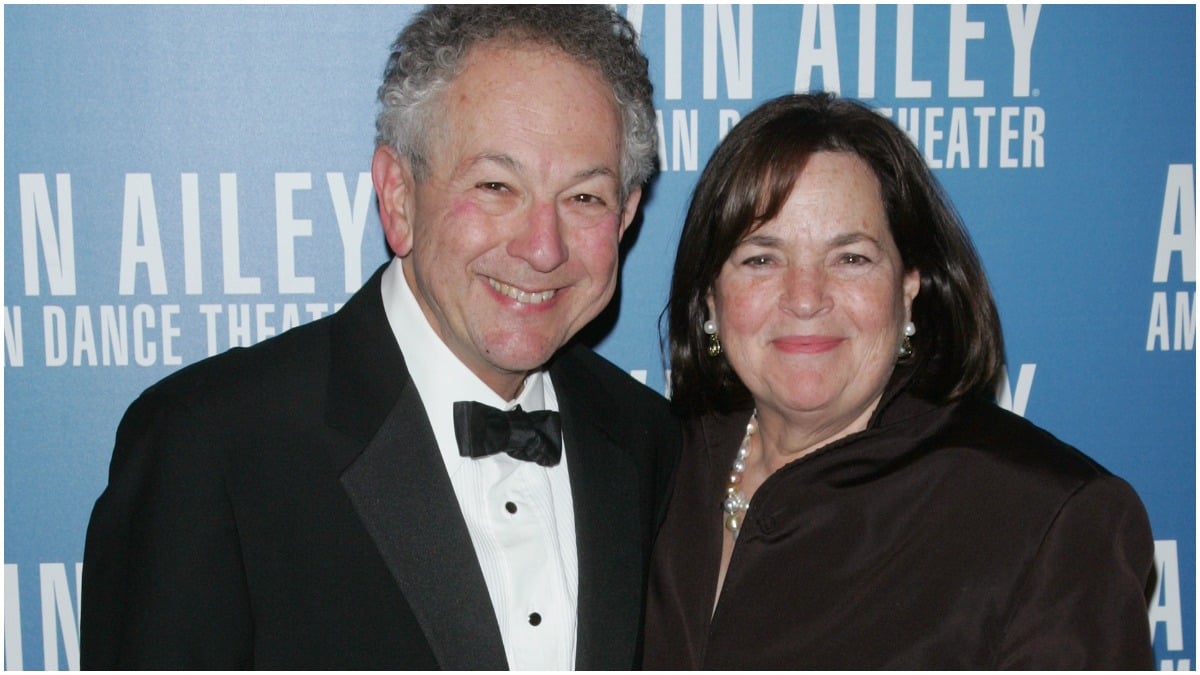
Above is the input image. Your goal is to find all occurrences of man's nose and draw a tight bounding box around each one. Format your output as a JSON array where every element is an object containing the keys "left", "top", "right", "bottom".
[{"left": 507, "top": 201, "right": 568, "bottom": 272}]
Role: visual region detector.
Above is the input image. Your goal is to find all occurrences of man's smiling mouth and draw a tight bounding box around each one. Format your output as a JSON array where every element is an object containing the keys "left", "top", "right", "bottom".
[{"left": 488, "top": 278, "right": 558, "bottom": 305}]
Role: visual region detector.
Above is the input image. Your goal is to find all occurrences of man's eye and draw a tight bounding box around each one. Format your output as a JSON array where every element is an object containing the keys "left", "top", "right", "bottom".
[
  {"left": 840, "top": 253, "right": 871, "bottom": 265},
  {"left": 571, "top": 193, "right": 605, "bottom": 206},
  {"left": 477, "top": 182, "right": 510, "bottom": 192}
]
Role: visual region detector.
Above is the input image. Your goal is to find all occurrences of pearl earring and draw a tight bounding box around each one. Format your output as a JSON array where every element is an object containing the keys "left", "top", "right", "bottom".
[
  {"left": 703, "top": 319, "right": 722, "bottom": 357},
  {"left": 898, "top": 320, "right": 916, "bottom": 359}
]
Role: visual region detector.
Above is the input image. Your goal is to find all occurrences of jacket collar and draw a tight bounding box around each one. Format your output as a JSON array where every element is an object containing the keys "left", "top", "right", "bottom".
[
  {"left": 328, "top": 265, "right": 508, "bottom": 668},
  {"left": 700, "top": 363, "right": 955, "bottom": 483},
  {"left": 550, "top": 346, "right": 645, "bottom": 669},
  {"left": 325, "top": 265, "right": 408, "bottom": 455}
]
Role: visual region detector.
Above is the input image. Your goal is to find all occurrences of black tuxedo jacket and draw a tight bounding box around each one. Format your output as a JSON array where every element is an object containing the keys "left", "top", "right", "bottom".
[{"left": 81, "top": 267, "right": 679, "bottom": 669}]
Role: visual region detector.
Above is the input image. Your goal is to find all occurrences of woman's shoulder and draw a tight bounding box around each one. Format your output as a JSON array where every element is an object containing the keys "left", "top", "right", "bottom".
[{"left": 934, "top": 395, "right": 1127, "bottom": 494}]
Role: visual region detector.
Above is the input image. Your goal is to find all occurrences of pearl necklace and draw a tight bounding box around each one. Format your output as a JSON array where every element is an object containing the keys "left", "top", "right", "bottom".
[{"left": 723, "top": 411, "right": 757, "bottom": 540}]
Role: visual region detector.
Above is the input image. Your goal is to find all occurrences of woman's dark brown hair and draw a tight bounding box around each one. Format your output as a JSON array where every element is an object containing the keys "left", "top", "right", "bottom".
[{"left": 667, "top": 92, "right": 1005, "bottom": 415}]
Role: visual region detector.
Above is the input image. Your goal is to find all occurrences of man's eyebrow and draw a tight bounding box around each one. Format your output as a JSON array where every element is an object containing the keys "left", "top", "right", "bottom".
[
  {"left": 473, "top": 153, "right": 520, "bottom": 172},
  {"left": 469, "top": 154, "right": 617, "bottom": 182},
  {"left": 574, "top": 166, "right": 617, "bottom": 181}
]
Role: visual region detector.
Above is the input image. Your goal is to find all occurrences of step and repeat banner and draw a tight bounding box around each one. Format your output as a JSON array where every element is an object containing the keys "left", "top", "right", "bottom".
[{"left": 4, "top": 5, "right": 1194, "bottom": 670}]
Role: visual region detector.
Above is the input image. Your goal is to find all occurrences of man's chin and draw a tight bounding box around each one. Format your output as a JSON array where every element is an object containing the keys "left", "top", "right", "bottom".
[{"left": 489, "top": 353, "right": 557, "bottom": 376}]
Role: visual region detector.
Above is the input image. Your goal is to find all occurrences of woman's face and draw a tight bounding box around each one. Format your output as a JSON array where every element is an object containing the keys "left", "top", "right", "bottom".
[{"left": 708, "top": 151, "right": 920, "bottom": 437}]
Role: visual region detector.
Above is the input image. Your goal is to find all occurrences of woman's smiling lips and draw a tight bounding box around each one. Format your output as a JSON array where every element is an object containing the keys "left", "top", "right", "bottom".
[{"left": 771, "top": 335, "right": 844, "bottom": 354}]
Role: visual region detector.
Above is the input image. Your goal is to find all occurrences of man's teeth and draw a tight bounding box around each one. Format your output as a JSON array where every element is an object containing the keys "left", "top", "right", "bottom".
[{"left": 488, "top": 278, "right": 556, "bottom": 304}]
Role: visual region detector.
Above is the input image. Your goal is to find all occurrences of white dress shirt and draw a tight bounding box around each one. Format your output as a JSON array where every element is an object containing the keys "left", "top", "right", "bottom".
[{"left": 380, "top": 258, "right": 578, "bottom": 670}]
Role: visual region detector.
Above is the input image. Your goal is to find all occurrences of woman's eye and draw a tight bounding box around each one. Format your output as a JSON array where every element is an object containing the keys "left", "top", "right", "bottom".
[
  {"left": 840, "top": 253, "right": 871, "bottom": 265},
  {"left": 742, "top": 255, "right": 772, "bottom": 267},
  {"left": 477, "top": 181, "right": 510, "bottom": 193}
]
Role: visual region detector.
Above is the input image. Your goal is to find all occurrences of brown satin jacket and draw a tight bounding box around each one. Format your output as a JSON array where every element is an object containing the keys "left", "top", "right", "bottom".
[{"left": 644, "top": 367, "right": 1155, "bottom": 669}]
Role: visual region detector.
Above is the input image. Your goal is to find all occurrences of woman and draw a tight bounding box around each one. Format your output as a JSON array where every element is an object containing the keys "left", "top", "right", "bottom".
[{"left": 643, "top": 93, "right": 1155, "bottom": 669}]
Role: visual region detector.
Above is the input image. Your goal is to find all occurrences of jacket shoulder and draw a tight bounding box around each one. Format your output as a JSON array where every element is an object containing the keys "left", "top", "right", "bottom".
[
  {"left": 938, "top": 396, "right": 1116, "bottom": 480},
  {"left": 135, "top": 315, "right": 333, "bottom": 414},
  {"left": 553, "top": 343, "right": 671, "bottom": 416}
]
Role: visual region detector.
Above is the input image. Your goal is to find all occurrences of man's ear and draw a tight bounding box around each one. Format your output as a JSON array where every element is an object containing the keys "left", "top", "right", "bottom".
[
  {"left": 372, "top": 145, "right": 415, "bottom": 257},
  {"left": 617, "top": 186, "right": 643, "bottom": 241}
]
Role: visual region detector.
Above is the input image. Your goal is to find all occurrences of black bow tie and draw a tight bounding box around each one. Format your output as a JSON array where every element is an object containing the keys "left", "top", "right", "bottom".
[{"left": 453, "top": 401, "right": 563, "bottom": 467}]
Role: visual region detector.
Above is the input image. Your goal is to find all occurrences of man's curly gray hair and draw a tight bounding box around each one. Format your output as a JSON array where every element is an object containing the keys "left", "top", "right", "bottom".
[{"left": 375, "top": 5, "right": 658, "bottom": 200}]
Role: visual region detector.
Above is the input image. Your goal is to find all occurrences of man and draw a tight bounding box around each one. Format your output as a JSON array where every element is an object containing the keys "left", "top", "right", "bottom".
[{"left": 81, "top": 6, "right": 677, "bottom": 669}]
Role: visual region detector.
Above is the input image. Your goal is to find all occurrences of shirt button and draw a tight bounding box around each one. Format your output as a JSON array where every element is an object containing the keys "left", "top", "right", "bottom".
[
  {"left": 505, "top": 501, "right": 517, "bottom": 514},
  {"left": 528, "top": 612, "right": 542, "bottom": 626}
]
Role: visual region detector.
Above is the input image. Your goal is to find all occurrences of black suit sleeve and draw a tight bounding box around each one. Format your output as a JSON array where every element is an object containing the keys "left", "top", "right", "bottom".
[
  {"left": 652, "top": 411, "right": 683, "bottom": 532},
  {"left": 81, "top": 389, "right": 254, "bottom": 669},
  {"left": 995, "top": 474, "right": 1156, "bottom": 669}
]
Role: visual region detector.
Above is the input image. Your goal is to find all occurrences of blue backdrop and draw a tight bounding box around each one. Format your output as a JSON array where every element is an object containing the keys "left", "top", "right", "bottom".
[{"left": 4, "top": 5, "right": 1195, "bottom": 670}]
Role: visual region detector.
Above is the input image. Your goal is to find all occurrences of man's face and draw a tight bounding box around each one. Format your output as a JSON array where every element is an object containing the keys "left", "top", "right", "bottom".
[{"left": 373, "top": 42, "right": 640, "bottom": 398}]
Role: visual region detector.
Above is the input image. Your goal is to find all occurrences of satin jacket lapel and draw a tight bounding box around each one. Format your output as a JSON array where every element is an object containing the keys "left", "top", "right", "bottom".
[
  {"left": 325, "top": 267, "right": 508, "bottom": 670},
  {"left": 552, "top": 352, "right": 643, "bottom": 670}
]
